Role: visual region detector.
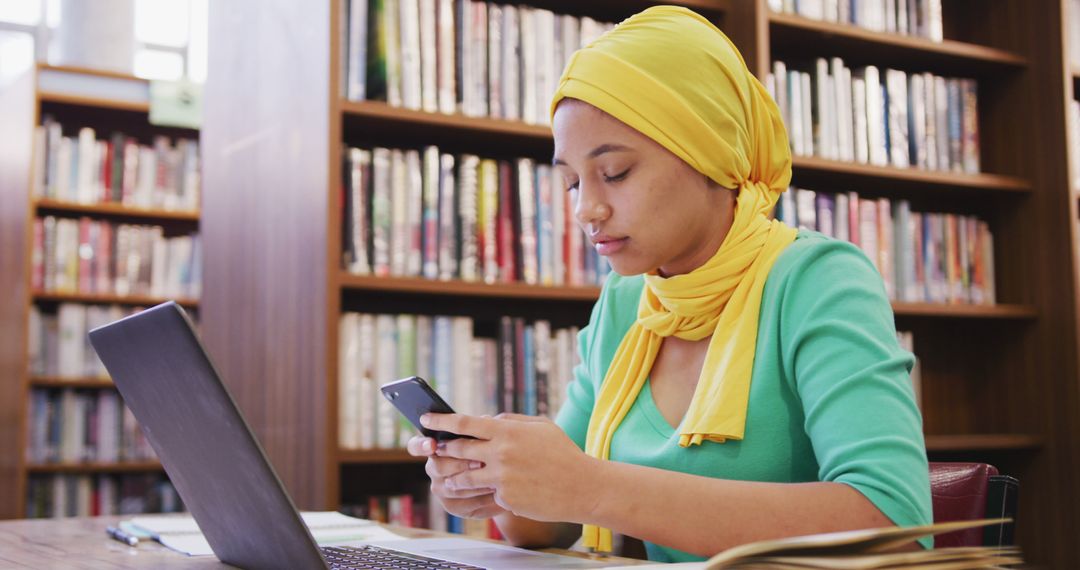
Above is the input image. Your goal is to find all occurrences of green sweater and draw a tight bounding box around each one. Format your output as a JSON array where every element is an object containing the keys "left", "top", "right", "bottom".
[{"left": 554, "top": 231, "right": 933, "bottom": 562}]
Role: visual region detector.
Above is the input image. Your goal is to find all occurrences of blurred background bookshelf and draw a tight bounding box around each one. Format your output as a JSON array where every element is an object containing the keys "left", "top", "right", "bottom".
[{"left": 0, "top": 57, "right": 201, "bottom": 519}]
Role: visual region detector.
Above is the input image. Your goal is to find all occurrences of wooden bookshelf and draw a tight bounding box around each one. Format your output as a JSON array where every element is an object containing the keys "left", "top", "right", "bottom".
[
  {"left": 29, "top": 377, "right": 114, "bottom": 389},
  {"left": 790, "top": 156, "right": 1032, "bottom": 194},
  {"left": 25, "top": 462, "right": 163, "bottom": 474},
  {"left": 891, "top": 303, "right": 1037, "bottom": 320},
  {"left": 343, "top": 100, "right": 550, "bottom": 140},
  {"left": 0, "top": 64, "right": 199, "bottom": 520},
  {"left": 201, "top": 0, "right": 1080, "bottom": 566},
  {"left": 768, "top": 12, "right": 1027, "bottom": 75},
  {"left": 924, "top": 434, "right": 1042, "bottom": 453},
  {"left": 341, "top": 274, "right": 603, "bottom": 302},
  {"left": 32, "top": 292, "right": 198, "bottom": 308},
  {"left": 343, "top": 101, "right": 1034, "bottom": 196},
  {"left": 341, "top": 275, "right": 1039, "bottom": 319},
  {"left": 34, "top": 199, "right": 200, "bottom": 223},
  {"left": 36, "top": 91, "right": 149, "bottom": 113},
  {"left": 338, "top": 450, "right": 427, "bottom": 465}
]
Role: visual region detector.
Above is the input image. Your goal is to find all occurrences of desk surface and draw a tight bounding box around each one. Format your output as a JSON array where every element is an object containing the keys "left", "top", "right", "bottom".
[{"left": 0, "top": 515, "right": 638, "bottom": 569}]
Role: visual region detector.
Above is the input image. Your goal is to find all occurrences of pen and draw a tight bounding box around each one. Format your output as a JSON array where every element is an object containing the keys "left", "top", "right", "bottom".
[{"left": 106, "top": 525, "right": 140, "bottom": 547}]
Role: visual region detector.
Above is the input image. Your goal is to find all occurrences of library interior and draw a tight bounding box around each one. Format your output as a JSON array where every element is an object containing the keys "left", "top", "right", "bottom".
[{"left": 1, "top": 0, "right": 1079, "bottom": 568}]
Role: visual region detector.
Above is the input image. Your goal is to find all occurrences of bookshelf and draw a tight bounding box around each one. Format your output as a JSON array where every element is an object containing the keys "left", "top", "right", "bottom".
[
  {"left": 0, "top": 64, "right": 200, "bottom": 519},
  {"left": 202, "top": 0, "right": 1080, "bottom": 565}
]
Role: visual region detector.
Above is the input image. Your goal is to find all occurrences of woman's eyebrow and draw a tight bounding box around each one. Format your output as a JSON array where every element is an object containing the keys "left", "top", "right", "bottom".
[{"left": 552, "top": 143, "right": 633, "bottom": 166}]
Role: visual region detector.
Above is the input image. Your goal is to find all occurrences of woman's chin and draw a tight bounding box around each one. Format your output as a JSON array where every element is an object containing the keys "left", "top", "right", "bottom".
[{"left": 604, "top": 255, "right": 653, "bottom": 277}]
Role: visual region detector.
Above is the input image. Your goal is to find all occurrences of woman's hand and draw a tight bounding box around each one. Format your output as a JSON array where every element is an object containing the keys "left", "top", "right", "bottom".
[
  {"left": 420, "top": 413, "right": 600, "bottom": 523},
  {"left": 405, "top": 434, "right": 508, "bottom": 520}
]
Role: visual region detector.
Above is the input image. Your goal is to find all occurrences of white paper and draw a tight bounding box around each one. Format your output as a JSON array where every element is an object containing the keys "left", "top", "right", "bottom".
[
  {"left": 157, "top": 524, "right": 408, "bottom": 557},
  {"left": 126, "top": 511, "right": 401, "bottom": 557}
]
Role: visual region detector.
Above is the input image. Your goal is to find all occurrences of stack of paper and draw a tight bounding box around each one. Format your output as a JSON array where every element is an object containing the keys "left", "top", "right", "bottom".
[{"left": 121, "top": 511, "right": 407, "bottom": 556}]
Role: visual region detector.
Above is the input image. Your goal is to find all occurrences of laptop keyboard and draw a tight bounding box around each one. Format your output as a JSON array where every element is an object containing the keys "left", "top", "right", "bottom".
[{"left": 322, "top": 545, "right": 485, "bottom": 569}]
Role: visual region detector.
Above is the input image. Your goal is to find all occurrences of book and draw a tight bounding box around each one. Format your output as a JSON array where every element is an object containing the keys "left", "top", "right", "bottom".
[{"left": 603, "top": 519, "right": 1018, "bottom": 570}]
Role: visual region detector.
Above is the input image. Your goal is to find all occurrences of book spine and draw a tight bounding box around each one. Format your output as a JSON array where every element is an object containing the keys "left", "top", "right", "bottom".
[
  {"left": 437, "top": 153, "right": 458, "bottom": 280},
  {"left": 421, "top": 146, "right": 440, "bottom": 279}
]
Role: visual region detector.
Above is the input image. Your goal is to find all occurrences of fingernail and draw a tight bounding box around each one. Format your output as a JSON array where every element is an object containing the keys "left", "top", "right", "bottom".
[
  {"left": 444, "top": 478, "right": 455, "bottom": 490},
  {"left": 423, "top": 440, "right": 434, "bottom": 453},
  {"left": 419, "top": 414, "right": 430, "bottom": 426},
  {"left": 468, "top": 461, "right": 482, "bottom": 470}
]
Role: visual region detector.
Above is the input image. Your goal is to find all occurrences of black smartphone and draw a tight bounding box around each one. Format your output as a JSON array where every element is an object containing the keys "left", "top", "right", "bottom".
[{"left": 380, "top": 376, "right": 473, "bottom": 441}]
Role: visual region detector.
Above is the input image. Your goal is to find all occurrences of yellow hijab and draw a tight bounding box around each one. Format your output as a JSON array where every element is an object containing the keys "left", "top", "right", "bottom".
[{"left": 549, "top": 6, "right": 798, "bottom": 552}]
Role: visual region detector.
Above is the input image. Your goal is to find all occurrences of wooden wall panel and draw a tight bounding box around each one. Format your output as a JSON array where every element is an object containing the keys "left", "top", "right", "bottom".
[
  {"left": 0, "top": 70, "right": 37, "bottom": 519},
  {"left": 201, "top": 0, "right": 332, "bottom": 510}
]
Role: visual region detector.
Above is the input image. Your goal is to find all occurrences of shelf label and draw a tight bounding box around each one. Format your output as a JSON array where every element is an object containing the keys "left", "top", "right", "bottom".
[{"left": 149, "top": 79, "right": 202, "bottom": 129}]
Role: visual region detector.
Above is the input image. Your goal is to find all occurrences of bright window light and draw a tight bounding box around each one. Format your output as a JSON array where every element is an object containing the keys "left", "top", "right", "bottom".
[
  {"left": 134, "top": 47, "right": 183, "bottom": 80},
  {"left": 0, "top": 31, "right": 34, "bottom": 81},
  {"left": 0, "top": 0, "right": 42, "bottom": 26},
  {"left": 135, "top": 0, "right": 189, "bottom": 48}
]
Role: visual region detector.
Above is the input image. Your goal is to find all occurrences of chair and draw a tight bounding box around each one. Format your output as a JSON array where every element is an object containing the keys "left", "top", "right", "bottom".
[{"left": 929, "top": 462, "right": 1019, "bottom": 547}]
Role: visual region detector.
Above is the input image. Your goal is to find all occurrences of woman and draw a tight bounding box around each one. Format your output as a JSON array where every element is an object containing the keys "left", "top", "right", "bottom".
[{"left": 407, "top": 5, "right": 932, "bottom": 563}]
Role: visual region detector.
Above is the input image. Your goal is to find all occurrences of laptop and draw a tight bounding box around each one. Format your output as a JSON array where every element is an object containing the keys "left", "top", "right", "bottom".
[{"left": 88, "top": 302, "right": 611, "bottom": 570}]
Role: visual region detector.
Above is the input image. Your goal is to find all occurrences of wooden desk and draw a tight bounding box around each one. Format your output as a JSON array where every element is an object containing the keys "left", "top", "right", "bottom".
[{"left": 0, "top": 515, "right": 641, "bottom": 569}]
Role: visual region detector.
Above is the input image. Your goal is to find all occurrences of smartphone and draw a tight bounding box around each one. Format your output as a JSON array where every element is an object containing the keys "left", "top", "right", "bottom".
[{"left": 380, "top": 376, "right": 473, "bottom": 441}]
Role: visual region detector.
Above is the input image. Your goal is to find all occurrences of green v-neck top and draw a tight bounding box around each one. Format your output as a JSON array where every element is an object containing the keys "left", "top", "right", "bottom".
[{"left": 554, "top": 231, "right": 933, "bottom": 562}]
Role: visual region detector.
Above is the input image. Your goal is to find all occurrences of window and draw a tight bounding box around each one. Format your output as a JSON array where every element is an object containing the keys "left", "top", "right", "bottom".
[{"left": 0, "top": 0, "right": 207, "bottom": 83}]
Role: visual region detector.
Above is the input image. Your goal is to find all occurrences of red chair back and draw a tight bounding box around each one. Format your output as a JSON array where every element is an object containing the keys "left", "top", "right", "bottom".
[{"left": 929, "top": 462, "right": 1017, "bottom": 547}]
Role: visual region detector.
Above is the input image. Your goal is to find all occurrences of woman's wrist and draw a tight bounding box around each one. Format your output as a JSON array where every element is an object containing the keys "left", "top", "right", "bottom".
[{"left": 570, "top": 454, "right": 612, "bottom": 524}]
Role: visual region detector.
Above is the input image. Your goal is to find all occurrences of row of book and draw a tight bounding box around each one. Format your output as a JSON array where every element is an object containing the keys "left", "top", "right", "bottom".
[
  {"left": 25, "top": 473, "right": 182, "bottom": 519},
  {"left": 767, "top": 59, "right": 980, "bottom": 175},
  {"left": 775, "top": 188, "right": 996, "bottom": 305},
  {"left": 28, "top": 304, "right": 150, "bottom": 379},
  {"left": 26, "top": 388, "right": 157, "bottom": 465},
  {"left": 344, "top": 0, "right": 613, "bottom": 124},
  {"left": 768, "top": 0, "right": 944, "bottom": 41},
  {"left": 340, "top": 492, "right": 502, "bottom": 539},
  {"left": 342, "top": 146, "right": 610, "bottom": 286},
  {"left": 339, "top": 312, "right": 579, "bottom": 450},
  {"left": 32, "top": 118, "right": 201, "bottom": 211},
  {"left": 31, "top": 216, "right": 202, "bottom": 300}
]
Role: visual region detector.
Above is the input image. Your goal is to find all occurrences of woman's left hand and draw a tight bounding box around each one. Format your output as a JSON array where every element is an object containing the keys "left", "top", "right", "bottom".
[{"left": 420, "top": 412, "right": 599, "bottom": 523}]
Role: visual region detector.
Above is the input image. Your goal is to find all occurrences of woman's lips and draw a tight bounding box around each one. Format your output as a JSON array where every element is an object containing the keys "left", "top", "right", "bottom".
[{"left": 593, "top": 236, "right": 628, "bottom": 256}]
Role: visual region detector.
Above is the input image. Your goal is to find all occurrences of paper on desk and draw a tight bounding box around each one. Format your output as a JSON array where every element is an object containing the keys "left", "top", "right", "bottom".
[
  {"left": 155, "top": 524, "right": 407, "bottom": 556},
  {"left": 126, "top": 511, "right": 406, "bottom": 557}
]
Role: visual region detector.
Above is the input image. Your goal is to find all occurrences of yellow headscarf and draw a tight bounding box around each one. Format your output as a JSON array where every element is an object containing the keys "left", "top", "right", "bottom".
[{"left": 549, "top": 6, "right": 798, "bottom": 552}]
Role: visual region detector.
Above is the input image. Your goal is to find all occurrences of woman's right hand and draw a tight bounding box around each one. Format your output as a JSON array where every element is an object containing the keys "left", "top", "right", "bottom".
[{"left": 406, "top": 435, "right": 508, "bottom": 520}]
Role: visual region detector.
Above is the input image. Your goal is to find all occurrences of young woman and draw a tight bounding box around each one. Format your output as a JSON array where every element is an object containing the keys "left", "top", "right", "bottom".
[{"left": 406, "top": 6, "right": 931, "bottom": 563}]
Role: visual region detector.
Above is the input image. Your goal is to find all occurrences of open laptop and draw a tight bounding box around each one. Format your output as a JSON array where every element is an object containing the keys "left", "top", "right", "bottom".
[{"left": 88, "top": 301, "right": 610, "bottom": 570}]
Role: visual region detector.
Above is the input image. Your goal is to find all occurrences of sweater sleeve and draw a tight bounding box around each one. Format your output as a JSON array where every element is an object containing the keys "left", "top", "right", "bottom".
[{"left": 777, "top": 238, "right": 934, "bottom": 548}]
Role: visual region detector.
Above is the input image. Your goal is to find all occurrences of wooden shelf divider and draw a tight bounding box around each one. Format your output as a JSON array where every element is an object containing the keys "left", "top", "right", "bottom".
[
  {"left": 338, "top": 450, "right": 427, "bottom": 465},
  {"left": 791, "top": 156, "right": 1032, "bottom": 193},
  {"left": 34, "top": 199, "right": 200, "bottom": 223},
  {"left": 29, "top": 377, "right": 115, "bottom": 389},
  {"left": 25, "top": 462, "right": 164, "bottom": 474},
  {"left": 768, "top": 12, "right": 1028, "bottom": 73},
  {"left": 924, "top": 434, "right": 1042, "bottom": 452},
  {"left": 32, "top": 292, "right": 199, "bottom": 308},
  {"left": 340, "top": 273, "right": 601, "bottom": 302}
]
